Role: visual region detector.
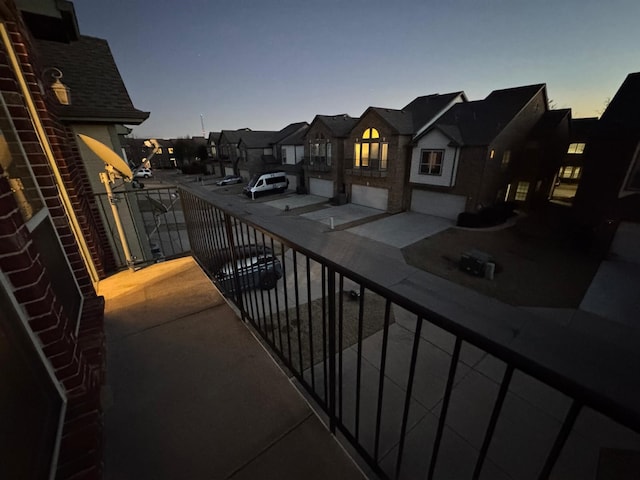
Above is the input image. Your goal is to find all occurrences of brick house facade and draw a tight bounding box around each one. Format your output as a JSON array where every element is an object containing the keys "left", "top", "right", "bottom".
[
  {"left": 0, "top": 1, "right": 143, "bottom": 477},
  {"left": 303, "top": 114, "right": 358, "bottom": 198}
]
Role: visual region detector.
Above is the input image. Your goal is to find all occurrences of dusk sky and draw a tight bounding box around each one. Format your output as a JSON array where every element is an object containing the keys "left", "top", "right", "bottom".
[{"left": 74, "top": 0, "right": 639, "bottom": 139}]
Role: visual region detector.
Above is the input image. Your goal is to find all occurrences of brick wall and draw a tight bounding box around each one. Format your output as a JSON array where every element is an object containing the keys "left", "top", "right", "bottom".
[
  {"left": 0, "top": 8, "right": 105, "bottom": 479},
  {"left": 345, "top": 110, "right": 410, "bottom": 213}
]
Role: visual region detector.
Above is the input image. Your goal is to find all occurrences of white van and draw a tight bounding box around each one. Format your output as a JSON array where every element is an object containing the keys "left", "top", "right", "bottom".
[{"left": 243, "top": 171, "right": 289, "bottom": 198}]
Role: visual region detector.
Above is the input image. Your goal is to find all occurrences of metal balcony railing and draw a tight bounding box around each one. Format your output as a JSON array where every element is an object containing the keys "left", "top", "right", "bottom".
[
  {"left": 94, "top": 186, "right": 190, "bottom": 267},
  {"left": 176, "top": 186, "right": 640, "bottom": 479}
]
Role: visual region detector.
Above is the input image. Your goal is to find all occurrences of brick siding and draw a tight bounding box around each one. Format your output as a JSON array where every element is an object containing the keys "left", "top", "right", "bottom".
[{"left": 1, "top": 11, "right": 106, "bottom": 479}]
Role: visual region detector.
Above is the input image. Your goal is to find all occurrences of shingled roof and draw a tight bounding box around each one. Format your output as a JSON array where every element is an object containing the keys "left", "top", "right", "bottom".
[
  {"left": 219, "top": 129, "right": 247, "bottom": 145},
  {"left": 600, "top": 72, "right": 640, "bottom": 131},
  {"left": 35, "top": 35, "right": 149, "bottom": 124},
  {"left": 362, "top": 92, "right": 466, "bottom": 135},
  {"left": 312, "top": 114, "right": 360, "bottom": 137},
  {"left": 278, "top": 124, "right": 309, "bottom": 145},
  {"left": 428, "top": 84, "right": 546, "bottom": 146},
  {"left": 238, "top": 130, "right": 280, "bottom": 148},
  {"left": 274, "top": 122, "right": 309, "bottom": 143}
]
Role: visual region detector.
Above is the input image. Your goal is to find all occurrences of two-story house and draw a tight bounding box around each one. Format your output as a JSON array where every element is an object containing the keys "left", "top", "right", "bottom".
[
  {"left": 217, "top": 128, "right": 248, "bottom": 176},
  {"left": 304, "top": 114, "right": 359, "bottom": 198},
  {"left": 345, "top": 92, "right": 466, "bottom": 212},
  {"left": 409, "top": 84, "right": 549, "bottom": 219},
  {"left": 274, "top": 122, "right": 308, "bottom": 191},
  {"left": 572, "top": 72, "right": 640, "bottom": 255},
  {"left": 549, "top": 117, "right": 598, "bottom": 205}
]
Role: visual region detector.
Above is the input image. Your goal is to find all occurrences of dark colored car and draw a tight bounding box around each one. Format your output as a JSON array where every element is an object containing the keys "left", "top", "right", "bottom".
[
  {"left": 216, "top": 174, "right": 243, "bottom": 186},
  {"left": 215, "top": 254, "right": 283, "bottom": 292}
]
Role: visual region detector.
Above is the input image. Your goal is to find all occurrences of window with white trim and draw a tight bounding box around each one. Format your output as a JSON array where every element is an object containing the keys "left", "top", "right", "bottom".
[{"left": 419, "top": 150, "right": 443, "bottom": 176}]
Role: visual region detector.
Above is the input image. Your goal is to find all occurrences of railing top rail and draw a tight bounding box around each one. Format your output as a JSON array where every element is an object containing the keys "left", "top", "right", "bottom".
[{"left": 179, "top": 183, "right": 640, "bottom": 434}]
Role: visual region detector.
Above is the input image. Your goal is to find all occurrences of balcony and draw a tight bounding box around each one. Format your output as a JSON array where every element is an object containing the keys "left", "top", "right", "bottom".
[
  {"left": 99, "top": 257, "right": 363, "bottom": 478},
  {"left": 345, "top": 160, "right": 388, "bottom": 178},
  {"left": 304, "top": 157, "right": 333, "bottom": 173},
  {"left": 99, "top": 183, "right": 640, "bottom": 479}
]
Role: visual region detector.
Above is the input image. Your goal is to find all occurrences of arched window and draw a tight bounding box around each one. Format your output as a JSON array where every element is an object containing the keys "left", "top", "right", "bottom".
[{"left": 354, "top": 128, "right": 387, "bottom": 169}]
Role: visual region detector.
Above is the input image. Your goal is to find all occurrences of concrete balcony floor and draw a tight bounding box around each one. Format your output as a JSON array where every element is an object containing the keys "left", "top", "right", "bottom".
[{"left": 98, "top": 257, "right": 364, "bottom": 479}]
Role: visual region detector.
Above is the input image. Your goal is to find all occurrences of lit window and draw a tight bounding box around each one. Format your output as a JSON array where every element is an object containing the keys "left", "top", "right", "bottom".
[
  {"left": 157, "top": 147, "right": 163, "bottom": 154},
  {"left": 168, "top": 147, "right": 174, "bottom": 154},
  {"left": 490, "top": 150, "right": 495, "bottom": 159},
  {"left": 572, "top": 166, "right": 581, "bottom": 179},
  {"left": 567, "top": 143, "right": 585, "bottom": 154},
  {"left": 515, "top": 181, "right": 529, "bottom": 201},
  {"left": 419, "top": 150, "right": 443, "bottom": 176},
  {"left": 354, "top": 128, "right": 386, "bottom": 170},
  {"left": 501, "top": 150, "right": 511, "bottom": 168},
  {"left": 381, "top": 143, "right": 388, "bottom": 170}
]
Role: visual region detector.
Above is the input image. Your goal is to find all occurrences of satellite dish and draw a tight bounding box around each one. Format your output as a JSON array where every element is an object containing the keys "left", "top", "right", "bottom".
[{"left": 77, "top": 134, "right": 133, "bottom": 180}]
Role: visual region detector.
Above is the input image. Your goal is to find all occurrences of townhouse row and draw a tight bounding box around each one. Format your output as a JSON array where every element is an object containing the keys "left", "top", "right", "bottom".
[
  {"left": 207, "top": 84, "right": 577, "bottom": 221},
  {"left": 205, "top": 75, "right": 640, "bottom": 236}
]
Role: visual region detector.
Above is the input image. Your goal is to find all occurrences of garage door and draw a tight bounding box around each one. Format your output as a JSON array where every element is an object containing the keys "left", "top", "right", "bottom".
[
  {"left": 351, "top": 185, "right": 388, "bottom": 211},
  {"left": 309, "top": 178, "right": 333, "bottom": 198},
  {"left": 411, "top": 189, "right": 466, "bottom": 220}
]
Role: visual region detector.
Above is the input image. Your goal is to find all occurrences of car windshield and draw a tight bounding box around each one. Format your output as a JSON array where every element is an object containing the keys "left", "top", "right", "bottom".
[{"left": 247, "top": 175, "right": 259, "bottom": 187}]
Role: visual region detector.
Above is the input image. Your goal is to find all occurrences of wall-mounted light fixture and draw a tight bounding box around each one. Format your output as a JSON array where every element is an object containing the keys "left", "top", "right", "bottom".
[{"left": 43, "top": 67, "right": 71, "bottom": 105}]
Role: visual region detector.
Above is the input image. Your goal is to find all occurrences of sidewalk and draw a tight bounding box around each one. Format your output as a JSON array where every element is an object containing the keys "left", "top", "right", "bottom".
[{"left": 98, "top": 257, "right": 364, "bottom": 479}]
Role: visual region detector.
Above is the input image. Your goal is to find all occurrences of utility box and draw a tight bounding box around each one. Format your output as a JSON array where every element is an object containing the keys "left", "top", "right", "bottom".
[{"left": 460, "top": 250, "right": 494, "bottom": 277}]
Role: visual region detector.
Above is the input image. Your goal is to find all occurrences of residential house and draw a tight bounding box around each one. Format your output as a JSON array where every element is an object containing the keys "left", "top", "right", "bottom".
[
  {"left": 122, "top": 137, "right": 176, "bottom": 169},
  {"left": 345, "top": 92, "right": 466, "bottom": 212},
  {"left": 572, "top": 72, "right": 640, "bottom": 255},
  {"left": 549, "top": 116, "right": 598, "bottom": 205},
  {"left": 237, "top": 130, "right": 280, "bottom": 178},
  {"left": 0, "top": 0, "right": 146, "bottom": 477},
  {"left": 218, "top": 128, "right": 249, "bottom": 176},
  {"left": 409, "top": 84, "right": 549, "bottom": 219},
  {"left": 34, "top": 24, "right": 151, "bottom": 267},
  {"left": 513, "top": 107, "right": 571, "bottom": 209},
  {"left": 304, "top": 114, "right": 359, "bottom": 198},
  {"left": 274, "top": 121, "right": 308, "bottom": 191},
  {"left": 207, "top": 130, "right": 222, "bottom": 175}
]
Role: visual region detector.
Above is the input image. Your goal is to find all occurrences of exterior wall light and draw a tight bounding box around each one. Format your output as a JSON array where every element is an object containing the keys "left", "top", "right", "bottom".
[{"left": 43, "top": 67, "right": 71, "bottom": 105}]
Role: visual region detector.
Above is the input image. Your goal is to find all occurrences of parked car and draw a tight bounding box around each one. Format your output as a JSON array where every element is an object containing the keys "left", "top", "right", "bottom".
[
  {"left": 134, "top": 167, "right": 152, "bottom": 179},
  {"left": 215, "top": 254, "right": 283, "bottom": 292},
  {"left": 216, "top": 174, "right": 243, "bottom": 186}
]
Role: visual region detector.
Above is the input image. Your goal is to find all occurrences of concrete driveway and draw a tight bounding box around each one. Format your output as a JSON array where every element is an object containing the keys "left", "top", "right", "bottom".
[{"left": 347, "top": 212, "right": 453, "bottom": 248}]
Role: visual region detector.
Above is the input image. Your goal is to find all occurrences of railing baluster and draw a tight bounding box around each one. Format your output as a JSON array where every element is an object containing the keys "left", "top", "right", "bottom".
[
  {"left": 428, "top": 337, "right": 462, "bottom": 480},
  {"left": 321, "top": 264, "right": 328, "bottom": 404},
  {"left": 338, "top": 275, "right": 344, "bottom": 422},
  {"left": 473, "top": 364, "right": 515, "bottom": 479},
  {"left": 292, "top": 250, "right": 303, "bottom": 376},
  {"left": 374, "top": 299, "right": 392, "bottom": 462},
  {"left": 328, "top": 267, "right": 337, "bottom": 433},
  {"left": 537, "top": 401, "right": 582, "bottom": 480},
  {"left": 355, "top": 284, "right": 365, "bottom": 441},
  {"left": 395, "top": 314, "right": 424, "bottom": 478},
  {"left": 269, "top": 236, "right": 283, "bottom": 354},
  {"left": 306, "top": 256, "right": 316, "bottom": 393},
  {"left": 280, "top": 242, "right": 292, "bottom": 368}
]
